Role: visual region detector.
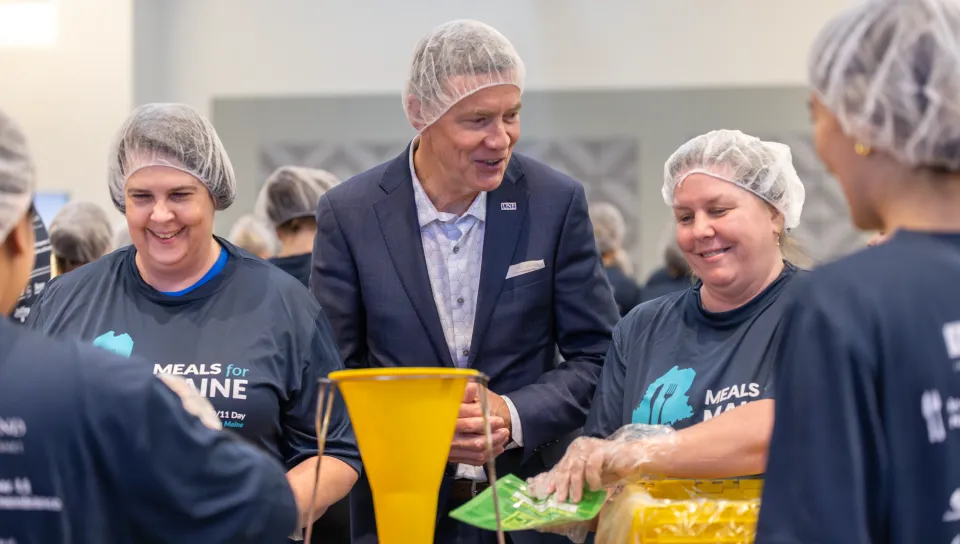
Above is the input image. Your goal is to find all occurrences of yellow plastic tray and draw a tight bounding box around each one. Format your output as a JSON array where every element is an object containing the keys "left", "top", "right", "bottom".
[{"left": 595, "top": 479, "right": 762, "bottom": 544}]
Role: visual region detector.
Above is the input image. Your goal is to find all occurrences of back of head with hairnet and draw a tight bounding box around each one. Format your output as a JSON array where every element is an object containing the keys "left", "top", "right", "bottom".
[
  {"left": 403, "top": 19, "right": 526, "bottom": 130},
  {"left": 228, "top": 214, "right": 278, "bottom": 258},
  {"left": 108, "top": 103, "right": 236, "bottom": 213},
  {"left": 663, "top": 129, "right": 806, "bottom": 230},
  {"left": 589, "top": 202, "right": 626, "bottom": 255},
  {"left": 256, "top": 166, "right": 340, "bottom": 228},
  {"left": 49, "top": 202, "right": 112, "bottom": 265},
  {"left": 0, "top": 109, "right": 35, "bottom": 242},
  {"left": 810, "top": 0, "right": 960, "bottom": 171}
]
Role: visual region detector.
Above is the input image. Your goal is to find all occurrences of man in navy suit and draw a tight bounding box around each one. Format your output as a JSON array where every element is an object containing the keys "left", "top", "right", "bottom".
[{"left": 310, "top": 19, "right": 619, "bottom": 544}]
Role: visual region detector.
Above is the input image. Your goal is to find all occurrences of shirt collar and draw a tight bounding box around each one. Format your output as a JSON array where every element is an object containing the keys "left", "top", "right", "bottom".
[{"left": 409, "top": 138, "right": 487, "bottom": 228}]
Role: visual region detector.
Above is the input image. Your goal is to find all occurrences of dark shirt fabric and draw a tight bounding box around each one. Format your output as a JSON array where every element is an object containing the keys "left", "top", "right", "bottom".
[
  {"left": 0, "top": 319, "right": 298, "bottom": 543},
  {"left": 757, "top": 231, "right": 960, "bottom": 544},
  {"left": 604, "top": 265, "right": 643, "bottom": 317},
  {"left": 640, "top": 266, "right": 693, "bottom": 304},
  {"left": 25, "top": 238, "right": 360, "bottom": 476},
  {"left": 11, "top": 212, "right": 51, "bottom": 324},
  {"left": 585, "top": 263, "right": 800, "bottom": 440},
  {"left": 270, "top": 253, "right": 312, "bottom": 288}
]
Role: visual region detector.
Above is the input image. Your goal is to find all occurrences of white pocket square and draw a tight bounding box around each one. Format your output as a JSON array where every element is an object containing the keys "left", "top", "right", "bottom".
[{"left": 505, "top": 259, "right": 545, "bottom": 280}]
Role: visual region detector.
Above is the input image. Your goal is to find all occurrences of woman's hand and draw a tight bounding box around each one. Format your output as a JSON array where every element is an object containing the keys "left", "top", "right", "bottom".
[{"left": 527, "top": 437, "right": 628, "bottom": 504}]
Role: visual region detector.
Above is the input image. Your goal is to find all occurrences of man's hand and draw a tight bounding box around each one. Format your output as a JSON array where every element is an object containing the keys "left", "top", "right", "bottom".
[{"left": 448, "top": 383, "right": 511, "bottom": 466}]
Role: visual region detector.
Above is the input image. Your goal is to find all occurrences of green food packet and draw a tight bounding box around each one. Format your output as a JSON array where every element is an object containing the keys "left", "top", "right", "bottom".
[{"left": 449, "top": 474, "right": 606, "bottom": 532}]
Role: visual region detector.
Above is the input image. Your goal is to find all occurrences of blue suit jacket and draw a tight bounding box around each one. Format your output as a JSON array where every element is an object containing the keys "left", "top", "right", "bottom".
[{"left": 310, "top": 146, "right": 618, "bottom": 543}]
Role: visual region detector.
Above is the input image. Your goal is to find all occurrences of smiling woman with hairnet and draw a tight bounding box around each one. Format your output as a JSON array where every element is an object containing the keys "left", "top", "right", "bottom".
[
  {"left": 757, "top": 1, "right": 960, "bottom": 542},
  {"left": 528, "top": 129, "right": 806, "bottom": 542},
  {"left": 25, "top": 103, "right": 360, "bottom": 539},
  {"left": 0, "top": 108, "right": 301, "bottom": 543},
  {"left": 48, "top": 201, "right": 113, "bottom": 276}
]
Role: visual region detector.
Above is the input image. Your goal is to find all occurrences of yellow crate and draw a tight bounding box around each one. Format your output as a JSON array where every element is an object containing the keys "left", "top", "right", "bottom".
[{"left": 595, "top": 480, "right": 762, "bottom": 544}]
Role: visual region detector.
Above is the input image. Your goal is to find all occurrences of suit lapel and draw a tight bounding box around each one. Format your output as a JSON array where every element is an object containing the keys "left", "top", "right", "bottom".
[
  {"left": 374, "top": 146, "right": 455, "bottom": 368},
  {"left": 468, "top": 158, "right": 528, "bottom": 367}
]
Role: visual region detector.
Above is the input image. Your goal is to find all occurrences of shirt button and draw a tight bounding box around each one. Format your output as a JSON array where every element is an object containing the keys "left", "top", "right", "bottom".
[
  {"left": 462, "top": 349, "right": 470, "bottom": 357},
  {"left": 457, "top": 297, "right": 464, "bottom": 305},
  {"left": 453, "top": 246, "right": 460, "bottom": 254}
]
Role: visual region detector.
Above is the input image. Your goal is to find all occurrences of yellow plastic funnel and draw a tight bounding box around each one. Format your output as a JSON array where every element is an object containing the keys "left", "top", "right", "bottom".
[{"left": 319, "top": 367, "right": 482, "bottom": 543}]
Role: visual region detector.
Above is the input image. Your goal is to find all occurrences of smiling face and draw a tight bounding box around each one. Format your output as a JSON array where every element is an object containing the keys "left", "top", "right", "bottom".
[
  {"left": 124, "top": 166, "right": 216, "bottom": 277},
  {"left": 416, "top": 81, "right": 521, "bottom": 198},
  {"left": 673, "top": 173, "right": 784, "bottom": 299}
]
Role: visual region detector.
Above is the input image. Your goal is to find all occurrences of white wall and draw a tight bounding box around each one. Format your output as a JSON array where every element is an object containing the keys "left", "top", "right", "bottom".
[
  {"left": 146, "top": 0, "right": 854, "bottom": 116},
  {"left": 0, "top": 0, "right": 132, "bottom": 219}
]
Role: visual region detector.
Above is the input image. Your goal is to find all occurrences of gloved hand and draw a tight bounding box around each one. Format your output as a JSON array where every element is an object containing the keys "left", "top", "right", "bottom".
[
  {"left": 526, "top": 424, "right": 676, "bottom": 504},
  {"left": 156, "top": 374, "right": 222, "bottom": 431}
]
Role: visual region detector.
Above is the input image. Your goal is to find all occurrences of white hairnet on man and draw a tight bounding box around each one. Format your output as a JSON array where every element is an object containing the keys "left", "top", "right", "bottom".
[
  {"left": 809, "top": 0, "right": 960, "bottom": 171},
  {"left": 256, "top": 166, "right": 340, "bottom": 228},
  {"left": 228, "top": 214, "right": 277, "bottom": 259},
  {"left": 663, "top": 129, "right": 806, "bottom": 230},
  {"left": 0, "top": 111, "right": 34, "bottom": 242},
  {"left": 49, "top": 202, "right": 113, "bottom": 268},
  {"left": 403, "top": 19, "right": 526, "bottom": 130},
  {"left": 107, "top": 103, "right": 237, "bottom": 212}
]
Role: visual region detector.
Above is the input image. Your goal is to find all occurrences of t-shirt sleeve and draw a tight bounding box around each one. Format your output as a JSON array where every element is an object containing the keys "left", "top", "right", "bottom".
[
  {"left": 755, "top": 278, "right": 886, "bottom": 544},
  {"left": 280, "top": 309, "right": 361, "bottom": 474},
  {"left": 583, "top": 320, "right": 630, "bottom": 438},
  {"left": 79, "top": 348, "right": 298, "bottom": 543}
]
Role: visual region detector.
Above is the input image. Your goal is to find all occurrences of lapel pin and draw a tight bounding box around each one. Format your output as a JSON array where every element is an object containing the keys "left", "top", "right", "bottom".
[{"left": 501, "top": 202, "right": 517, "bottom": 211}]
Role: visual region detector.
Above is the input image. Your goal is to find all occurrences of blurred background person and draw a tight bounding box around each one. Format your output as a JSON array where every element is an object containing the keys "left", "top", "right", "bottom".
[
  {"left": 228, "top": 213, "right": 277, "bottom": 259},
  {"left": 26, "top": 103, "right": 361, "bottom": 540},
  {"left": 111, "top": 220, "right": 132, "bottom": 250},
  {"left": 758, "top": 1, "right": 960, "bottom": 542},
  {"left": 530, "top": 129, "right": 807, "bottom": 514},
  {"left": 257, "top": 166, "right": 340, "bottom": 287},
  {"left": 10, "top": 205, "right": 50, "bottom": 324},
  {"left": 0, "top": 107, "right": 300, "bottom": 544},
  {"left": 48, "top": 201, "right": 112, "bottom": 276},
  {"left": 640, "top": 220, "right": 694, "bottom": 304},
  {"left": 590, "top": 201, "right": 642, "bottom": 317}
]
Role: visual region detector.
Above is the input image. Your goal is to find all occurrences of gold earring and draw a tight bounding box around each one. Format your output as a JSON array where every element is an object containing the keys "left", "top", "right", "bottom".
[{"left": 854, "top": 143, "right": 872, "bottom": 157}]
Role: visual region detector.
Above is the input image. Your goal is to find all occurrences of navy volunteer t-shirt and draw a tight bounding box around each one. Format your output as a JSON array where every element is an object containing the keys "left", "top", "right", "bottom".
[
  {"left": 270, "top": 253, "right": 312, "bottom": 287},
  {"left": 584, "top": 263, "right": 799, "bottom": 439},
  {"left": 26, "top": 238, "right": 360, "bottom": 475},
  {"left": 10, "top": 211, "right": 51, "bottom": 324},
  {"left": 0, "top": 319, "right": 297, "bottom": 543},
  {"left": 757, "top": 232, "right": 960, "bottom": 544}
]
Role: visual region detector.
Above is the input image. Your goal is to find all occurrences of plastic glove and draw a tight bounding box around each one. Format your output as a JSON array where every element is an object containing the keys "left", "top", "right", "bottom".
[
  {"left": 156, "top": 374, "right": 222, "bottom": 431},
  {"left": 526, "top": 424, "right": 676, "bottom": 504}
]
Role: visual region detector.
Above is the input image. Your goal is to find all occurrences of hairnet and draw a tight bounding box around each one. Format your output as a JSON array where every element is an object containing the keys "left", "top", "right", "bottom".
[
  {"left": 403, "top": 19, "right": 525, "bottom": 130},
  {"left": 49, "top": 202, "right": 112, "bottom": 264},
  {"left": 809, "top": 0, "right": 960, "bottom": 171},
  {"left": 0, "top": 109, "right": 35, "bottom": 242},
  {"left": 108, "top": 103, "right": 236, "bottom": 213},
  {"left": 256, "top": 166, "right": 340, "bottom": 227},
  {"left": 662, "top": 129, "right": 806, "bottom": 230},
  {"left": 112, "top": 221, "right": 131, "bottom": 249},
  {"left": 589, "top": 202, "right": 626, "bottom": 255},
  {"left": 228, "top": 214, "right": 278, "bottom": 257}
]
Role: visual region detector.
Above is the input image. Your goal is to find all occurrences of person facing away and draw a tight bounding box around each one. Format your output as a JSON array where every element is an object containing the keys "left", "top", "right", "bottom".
[
  {"left": 640, "top": 221, "right": 694, "bottom": 304},
  {"left": 309, "top": 18, "right": 619, "bottom": 544},
  {"left": 528, "top": 129, "right": 808, "bottom": 541},
  {"left": 25, "top": 103, "right": 360, "bottom": 540},
  {"left": 589, "top": 201, "right": 642, "bottom": 317},
  {"left": 48, "top": 201, "right": 113, "bottom": 276},
  {"left": 757, "top": 1, "right": 960, "bottom": 542},
  {"left": 0, "top": 107, "right": 299, "bottom": 543},
  {"left": 228, "top": 213, "right": 278, "bottom": 259},
  {"left": 257, "top": 166, "right": 340, "bottom": 287}
]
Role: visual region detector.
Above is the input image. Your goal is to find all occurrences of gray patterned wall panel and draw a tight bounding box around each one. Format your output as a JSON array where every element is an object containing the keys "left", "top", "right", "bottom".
[{"left": 260, "top": 138, "right": 642, "bottom": 265}]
